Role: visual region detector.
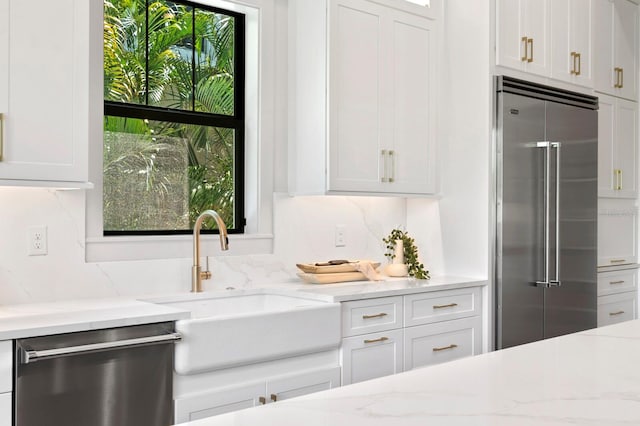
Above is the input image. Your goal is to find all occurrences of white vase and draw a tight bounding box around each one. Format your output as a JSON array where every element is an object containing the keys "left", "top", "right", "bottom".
[{"left": 386, "top": 239, "right": 408, "bottom": 277}]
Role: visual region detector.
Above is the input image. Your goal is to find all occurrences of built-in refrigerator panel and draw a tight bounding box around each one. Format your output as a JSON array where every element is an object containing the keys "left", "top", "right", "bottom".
[{"left": 495, "top": 76, "right": 598, "bottom": 350}]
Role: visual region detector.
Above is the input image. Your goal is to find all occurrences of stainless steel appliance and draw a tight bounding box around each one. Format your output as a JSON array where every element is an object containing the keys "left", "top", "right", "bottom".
[
  {"left": 495, "top": 76, "right": 598, "bottom": 349},
  {"left": 14, "top": 322, "right": 181, "bottom": 426}
]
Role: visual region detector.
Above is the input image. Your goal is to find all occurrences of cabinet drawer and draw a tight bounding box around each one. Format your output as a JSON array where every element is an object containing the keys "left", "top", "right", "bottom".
[
  {"left": 404, "top": 316, "right": 481, "bottom": 371},
  {"left": 341, "top": 296, "right": 403, "bottom": 337},
  {"left": 598, "top": 292, "right": 637, "bottom": 327},
  {"left": 341, "top": 329, "right": 403, "bottom": 385},
  {"left": 0, "top": 341, "right": 11, "bottom": 394},
  {"left": 404, "top": 287, "right": 481, "bottom": 327},
  {"left": 598, "top": 269, "right": 638, "bottom": 296}
]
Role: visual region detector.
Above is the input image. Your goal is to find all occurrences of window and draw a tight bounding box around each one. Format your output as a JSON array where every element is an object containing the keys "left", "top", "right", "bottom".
[{"left": 103, "top": 0, "right": 245, "bottom": 235}]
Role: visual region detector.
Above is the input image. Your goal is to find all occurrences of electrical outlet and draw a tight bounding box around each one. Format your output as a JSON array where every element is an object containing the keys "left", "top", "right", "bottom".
[
  {"left": 335, "top": 225, "right": 346, "bottom": 247},
  {"left": 28, "top": 226, "right": 48, "bottom": 256}
]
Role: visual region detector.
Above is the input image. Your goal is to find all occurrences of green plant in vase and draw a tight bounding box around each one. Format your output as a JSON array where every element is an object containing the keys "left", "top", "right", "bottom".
[{"left": 383, "top": 228, "right": 430, "bottom": 280}]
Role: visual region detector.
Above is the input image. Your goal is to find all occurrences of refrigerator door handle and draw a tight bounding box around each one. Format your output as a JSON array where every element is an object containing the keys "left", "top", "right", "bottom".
[
  {"left": 549, "top": 142, "right": 562, "bottom": 287},
  {"left": 535, "top": 141, "right": 552, "bottom": 288}
]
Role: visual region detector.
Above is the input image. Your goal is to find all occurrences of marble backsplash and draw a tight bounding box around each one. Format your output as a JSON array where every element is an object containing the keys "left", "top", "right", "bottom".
[{"left": 0, "top": 189, "right": 423, "bottom": 304}]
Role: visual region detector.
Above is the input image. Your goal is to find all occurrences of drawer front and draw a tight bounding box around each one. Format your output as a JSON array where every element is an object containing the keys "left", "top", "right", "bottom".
[
  {"left": 404, "top": 316, "right": 481, "bottom": 371},
  {"left": 598, "top": 292, "right": 637, "bottom": 327},
  {"left": 0, "top": 393, "right": 10, "bottom": 426},
  {"left": 404, "top": 287, "right": 481, "bottom": 327},
  {"left": 598, "top": 269, "right": 638, "bottom": 296},
  {"left": 341, "top": 329, "right": 403, "bottom": 385},
  {"left": 0, "top": 341, "right": 11, "bottom": 394},
  {"left": 341, "top": 296, "right": 403, "bottom": 337}
]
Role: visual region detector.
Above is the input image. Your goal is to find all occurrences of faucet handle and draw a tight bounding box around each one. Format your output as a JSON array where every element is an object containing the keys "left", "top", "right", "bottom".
[{"left": 200, "top": 256, "right": 212, "bottom": 281}]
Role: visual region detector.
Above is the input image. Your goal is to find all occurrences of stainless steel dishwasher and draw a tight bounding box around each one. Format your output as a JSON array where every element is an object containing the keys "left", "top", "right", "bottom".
[{"left": 14, "top": 322, "right": 181, "bottom": 426}]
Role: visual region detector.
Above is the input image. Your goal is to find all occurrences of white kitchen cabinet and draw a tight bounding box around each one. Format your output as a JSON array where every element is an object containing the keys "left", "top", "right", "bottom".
[
  {"left": 404, "top": 316, "right": 482, "bottom": 371},
  {"left": 341, "top": 329, "right": 404, "bottom": 386},
  {"left": 0, "top": 0, "right": 91, "bottom": 187},
  {"left": 0, "top": 340, "right": 11, "bottom": 426},
  {"left": 597, "top": 199, "right": 638, "bottom": 267},
  {"left": 593, "top": 0, "right": 638, "bottom": 100},
  {"left": 597, "top": 291, "right": 637, "bottom": 327},
  {"left": 174, "top": 367, "right": 341, "bottom": 423},
  {"left": 341, "top": 296, "right": 403, "bottom": 337},
  {"left": 289, "top": 0, "right": 439, "bottom": 196},
  {"left": 598, "top": 268, "right": 638, "bottom": 296},
  {"left": 598, "top": 94, "right": 638, "bottom": 198},
  {"left": 550, "top": 0, "right": 593, "bottom": 87},
  {"left": 496, "top": 0, "right": 549, "bottom": 77},
  {"left": 404, "top": 287, "right": 481, "bottom": 327}
]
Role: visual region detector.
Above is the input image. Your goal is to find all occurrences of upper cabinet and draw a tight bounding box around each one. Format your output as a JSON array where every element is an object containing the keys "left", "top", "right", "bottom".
[
  {"left": 0, "top": 0, "right": 92, "bottom": 187},
  {"left": 593, "top": 0, "right": 638, "bottom": 100},
  {"left": 289, "top": 0, "right": 440, "bottom": 196},
  {"left": 496, "top": 0, "right": 549, "bottom": 77},
  {"left": 550, "top": 0, "right": 594, "bottom": 87}
]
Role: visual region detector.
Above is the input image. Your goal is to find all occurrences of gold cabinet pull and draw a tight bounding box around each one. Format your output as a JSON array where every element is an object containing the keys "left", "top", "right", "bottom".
[
  {"left": 619, "top": 169, "right": 623, "bottom": 189},
  {"left": 610, "top": 259, "right": 627, "bottom": 264},
  {"left": 571, "top": 52, "right": 577, "bottom": 75},
  {"left": 527, "top": 38, "right": 534, "bottom": 62},
  {"left": 381, "top": 150, "right": 388, "bottom": 183},
  {"left": 620, "top": 67, "right": 624, "bottom": 88},
  {"left": 363, "top": 312, "right": 388, "bottom": 319},
  {"left": 609, "top": 311, "right": 625, "bottom": 316},
  {"left": 576, "top": 53, "right": 581, "bottom": 76},
  {"left": 610, "top": 280, "right": 625, "bottom": 285},
  {"left": 614, "top": 169, "right": 622, "bottom": 190},
  {"left": 259, "top": 396, "right": 267, "bottom": 405},
  {"left": 433, "top": 344, "right": 458, "bottom": 352},
  {"left": 364, "top": 336, "right": 389, "bottom": 344},
  {"left": 388, "top": 150, "right": 395, "bottom": 183},
  {"left": 614, "top": 67, "right": 623, "bottom": 88},
  {"left": 270, "top": 394, "right": 278, "bottom": 402},
  {"left": 521, "top": 36, "right": 529, "bottom": 61},
  {"left": 433, "top": 303, "right": 458, "bottom": 309}
]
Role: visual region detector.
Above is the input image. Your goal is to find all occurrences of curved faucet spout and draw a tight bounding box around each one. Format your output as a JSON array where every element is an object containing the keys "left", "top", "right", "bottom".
[{"left": 192, "top": 209, "right": 229, "bottom": 292}]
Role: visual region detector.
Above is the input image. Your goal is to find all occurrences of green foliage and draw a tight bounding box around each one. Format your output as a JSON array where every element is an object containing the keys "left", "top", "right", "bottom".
[
  {"left": 382, "top": 229, "right": 430, "bottom": 280},
  {"left": 103, "top": 0, "right": 238, "bottom": 231}
]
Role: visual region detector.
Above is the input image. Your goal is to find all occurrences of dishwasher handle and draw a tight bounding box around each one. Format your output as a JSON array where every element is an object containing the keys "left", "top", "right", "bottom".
[{"left": 20, "top": 332, "right": 182, "bottom": 364}]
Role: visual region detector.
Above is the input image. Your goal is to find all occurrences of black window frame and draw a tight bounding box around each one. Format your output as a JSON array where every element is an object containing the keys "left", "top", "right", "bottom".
[{"left": 103, "top": 0, "right": 246, "bottom": 236}]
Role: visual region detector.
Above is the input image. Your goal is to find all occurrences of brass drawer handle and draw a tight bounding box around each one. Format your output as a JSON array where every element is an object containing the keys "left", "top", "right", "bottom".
[
  {"left": 259, "top": 396, "right": 267, "bottom": 405},
  {"left": 270, "top": 394, "right": 278, "bottom": 402},
  {"left": 433, "top": 303, "right": 458, "bottom": 309},
  {"left": 433, "top": 344, "right": 458, "bottom": 352},
  {"left": 609, "top": 311, "right": 625, "bottom": 316},
  {"left": 610, "top": 281, "right": 626, "bottom": 285},
  {"left": 610, "top": 259, "right": 626, "bottom": 264},
  {"left": 362, "top": 312, "right": 388, "bottom": 319},
  {"left": 364, "top": 336, "right": 389, "bottom": 344},
  {"left": 521, "top": 36, "right": 528, "bottom": 61}
]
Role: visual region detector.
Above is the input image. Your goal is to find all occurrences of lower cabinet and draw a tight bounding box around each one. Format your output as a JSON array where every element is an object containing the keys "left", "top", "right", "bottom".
[
  {"left": 340, "top": 287, "right": 484, "bottom": 385},
  {"left": 0, "top": 393, "right": 9, "bottom": 426},
  {"left": 0, "top": 340, "right": 11, "bottom": 426},
  {"left": 174, "top": 367, "right": 341, "bottom": 423},
  {"left": 597, "top": 268, "right": 638, "bottom": 327}
]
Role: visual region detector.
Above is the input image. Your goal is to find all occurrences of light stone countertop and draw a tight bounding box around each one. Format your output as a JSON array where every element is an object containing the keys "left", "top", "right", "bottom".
[{"left": 176, "top": 319, "right": 640, "bottom": 426}]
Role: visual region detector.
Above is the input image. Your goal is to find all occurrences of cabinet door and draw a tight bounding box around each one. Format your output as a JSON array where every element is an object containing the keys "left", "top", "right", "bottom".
[
  {"left": 598, "top": 291, "right": 637, "bottom": 326},
  {"left": 598, "top": 199, "right": 638, "bottom": 267},
  {"left": 174, "top": 382, "right": 265, "bottom": 423},
  {"left": 341, "top": 329, "right": 403, "bottom": 385},
  {"left": 0, "top": 0, "right": 89, "bottom": 184},
  {"left": 387, "top": 8, "right": 436, "bottom": 194},
  {"left": 614, "top": 99, "right": 638, "bottom": 198},
  {"left": 597, "top": 95, "right": 616, "bottom": 197},
  {"left": 328, "top": 0, "right": 385, "bottom": 193},
  {"left": 496, "top": 0, "right": 527, "bottom": 71},
  {"left": 404, "top": 316, "right": 481, "bottom": 371},
  {"left": 613, "top": 0, "right": 638, "bottom": 100},
  {"left": 0, "top": 393, "right": 10, "bottom": 426},
  {"left": 267, "top": 367, "right": 341, "bottom": 403},
  {"left": 570, "top": 0, "right": 593, "bottom": 87},
  {"left": 0, "top": 341, "right": 10, "bottom": 394},
  {"left": 593, "top": 0, "right": 616, "bottom": 93},
  {"left": 522, "top": 0, "right": 549, "bottom": 76}
]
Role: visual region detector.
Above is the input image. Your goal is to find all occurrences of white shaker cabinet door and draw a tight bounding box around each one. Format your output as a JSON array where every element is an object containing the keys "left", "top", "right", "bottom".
[
  {"left": 598, "top": 199, "right": 638, "bottom": 267},
  {"left": 0, "top": 393, "right": 10, "bottom": 426},
  {"left": 0, "top": 0, "right": 90, "bottom": 185},
  {"left": 550, "top": 0, "right": 593, "bottom": 87},
  {"left": 266, "top": 367, "right": 341, "bottom": 403},
  {"left": 174, "top": 382, "right": 265, "bottom": 423},
  {"left": 612, "top": 0, "right": 638, "bottom": 100},
  {"left": 341, "top": 329, "right": 403, "bottom": 386}
]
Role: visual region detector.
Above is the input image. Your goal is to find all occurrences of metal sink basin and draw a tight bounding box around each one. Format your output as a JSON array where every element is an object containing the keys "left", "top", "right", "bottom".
[{"left": 152, "top": 290, "right": 341, "bottom": 375}]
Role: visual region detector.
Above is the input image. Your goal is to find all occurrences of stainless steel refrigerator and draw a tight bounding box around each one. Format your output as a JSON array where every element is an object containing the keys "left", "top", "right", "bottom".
[{"left": 495, "top": 76, "right": 598, "bottom": 349}]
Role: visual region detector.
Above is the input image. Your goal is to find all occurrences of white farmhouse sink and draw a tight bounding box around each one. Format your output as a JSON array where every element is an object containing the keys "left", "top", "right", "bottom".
[{"left": 153, "top": 291, "right": 341, "bottom": 375}]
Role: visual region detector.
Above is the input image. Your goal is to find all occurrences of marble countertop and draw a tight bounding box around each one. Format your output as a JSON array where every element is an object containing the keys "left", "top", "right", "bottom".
[
  {"left": 0, "top": 298, "right": 189, "bottom": 340},
  {"left": 177, "top": 319, "right": 640, "bottom": 426}
]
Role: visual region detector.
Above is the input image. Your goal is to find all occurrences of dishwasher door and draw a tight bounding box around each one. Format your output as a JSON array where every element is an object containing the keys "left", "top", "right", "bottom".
[{"left": 15, "top": 322, "right": 180, "bottom": 426}]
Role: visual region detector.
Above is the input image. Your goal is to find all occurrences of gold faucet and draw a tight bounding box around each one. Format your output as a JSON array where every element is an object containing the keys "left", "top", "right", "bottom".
[{"left": 192, "top": 210, "right": 229, "bottom": 292}]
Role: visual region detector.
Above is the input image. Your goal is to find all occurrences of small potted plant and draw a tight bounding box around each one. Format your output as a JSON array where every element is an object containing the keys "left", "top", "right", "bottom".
[{"left": 382, "top": 228, "right": 430, "bottom": 279}]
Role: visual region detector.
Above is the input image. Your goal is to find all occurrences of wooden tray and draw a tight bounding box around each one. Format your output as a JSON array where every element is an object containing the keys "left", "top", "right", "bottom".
[
  {"left": 297, "top": 272, "right": 367, "bottom": 284},
  {"left": 296, "top": 260, "right": 380, "bottom": 274}
]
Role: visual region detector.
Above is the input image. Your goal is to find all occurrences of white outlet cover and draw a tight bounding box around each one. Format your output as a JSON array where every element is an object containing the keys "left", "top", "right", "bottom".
[{"left": 28, "top": 226, "right": 48, "bottom": 256}]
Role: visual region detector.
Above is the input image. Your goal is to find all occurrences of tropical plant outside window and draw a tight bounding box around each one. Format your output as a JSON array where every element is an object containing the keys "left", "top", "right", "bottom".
[{"left": 103, "top": 0, "right": 245, "bottom": 234}]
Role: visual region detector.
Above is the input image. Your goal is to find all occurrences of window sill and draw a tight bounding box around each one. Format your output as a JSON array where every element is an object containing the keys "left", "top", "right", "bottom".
[{"left": 86, "top": 233, "right": 273, "bottom": 262}]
